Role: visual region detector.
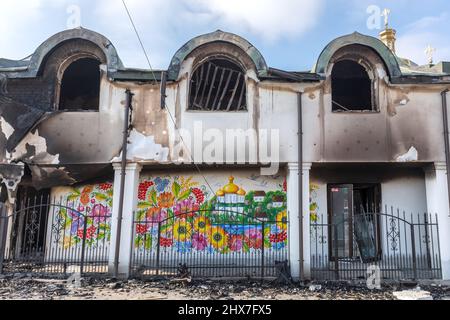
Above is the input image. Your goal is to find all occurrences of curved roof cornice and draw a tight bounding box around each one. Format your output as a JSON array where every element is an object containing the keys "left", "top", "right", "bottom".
[
  {"left": 1, "top": 28, "right": 123, "bottom": 78},
  {"left": 167, "top": 30, "right": 268, "bottom": 80},
  {"left": 314, "top": 32, "right": 402, "bottom": 79}
]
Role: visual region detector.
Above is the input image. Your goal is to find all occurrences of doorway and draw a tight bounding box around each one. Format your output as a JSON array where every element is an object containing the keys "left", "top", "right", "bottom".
[{"left": 327, "top": 184, "right": 381, "bottom": 261}]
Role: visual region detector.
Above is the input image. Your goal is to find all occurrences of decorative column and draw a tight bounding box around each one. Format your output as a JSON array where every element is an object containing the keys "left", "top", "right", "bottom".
[
  {"left": 287, "top": 163, "right": 300, "bottom": 280},
  {"left": 302, "top": 163, "right": 312, "bottom": 280},
  {"left": 425, "top": 163, "right": 450, "bottom": 280},
  {"left": 108, "top": 163, "right": 142, "bottom": 279},
  {"left": 287, "top": 163, "right": 311, "bottom": 281}
]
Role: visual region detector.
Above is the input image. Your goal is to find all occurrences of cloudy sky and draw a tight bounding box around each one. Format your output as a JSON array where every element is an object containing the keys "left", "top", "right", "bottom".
[{"left": 1, "top": 0, "right": 449, "bottom": 71}]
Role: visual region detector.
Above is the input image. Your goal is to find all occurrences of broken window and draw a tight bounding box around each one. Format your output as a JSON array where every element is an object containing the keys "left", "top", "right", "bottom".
[
  {"left": 331, "top": 60, "right": 374, "bottom": 112},
  {"left": 59, "top": 58, "right": 101, "bottom": 111},
  {"left": 189, "top": 58, "right": 247, "bottom": 111}
]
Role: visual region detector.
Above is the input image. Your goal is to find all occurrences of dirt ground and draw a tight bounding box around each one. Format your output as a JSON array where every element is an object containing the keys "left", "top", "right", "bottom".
[{"left": 1, "top": 274, "right": 450, "bottom": 300}]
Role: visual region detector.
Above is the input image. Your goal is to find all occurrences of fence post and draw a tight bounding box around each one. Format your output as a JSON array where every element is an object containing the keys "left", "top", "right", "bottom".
[
  {"left": 261, "top": 222, "right": 265, "bottom": 280},
  {"left": 334, "top": 220, "right": 339, "bottom": 280},
  {"left": 411, "top": 224, "right": 418, "bottom": 280},
  {"left": 0, "top": 204, "right": 8, "bottom": 274},
  {"left": 156, "top": 222, "right": 161, "bottom": 276},
  {"left": 80, "top": 218, "right": 88, "bottom": 275}
]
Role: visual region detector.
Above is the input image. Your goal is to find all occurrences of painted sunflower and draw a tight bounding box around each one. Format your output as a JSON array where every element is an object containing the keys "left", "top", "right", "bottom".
[
  {"left": 193, "top": 216, "right": 210, "bottom": 234},
  {"left": 173, "top": 219, "right": 192, "bottom": 242},
  {"left": 208, "top": 226, "right": 228, "bottom": 250},
  {"left": 276, "top": 211, "right": 288, "bottom": 230}
]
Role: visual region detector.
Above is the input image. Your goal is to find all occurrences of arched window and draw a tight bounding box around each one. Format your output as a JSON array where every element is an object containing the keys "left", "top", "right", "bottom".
[
  {"left": 331, "top": 60, "right": 375, "bottom": 112},
  {"left": 189, "top": 58, "right": 247, "bottom": 111},
  {"left": 59, "top": 58, "right": 101, "bottom": 111}
]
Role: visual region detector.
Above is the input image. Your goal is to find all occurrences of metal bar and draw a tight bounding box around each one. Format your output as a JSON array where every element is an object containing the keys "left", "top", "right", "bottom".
[
  {"left": 212, "top": 67, "right": 226, "bottom": 109},
  {"left": 0, "top": 204, "right": 8, "bottom": 274},
  {"left": 205, "top": 65, "right": 219, "bottom": 109},
  {"left": 261, "top": 222, "right": 265, "bottom": 279},
  {"left": 113, "top": 89, "right": 133, "bottom": 278},
  {"left": 216, "top": 70, "right": 233, "bottom": 110},
  {"left": 226, "top": 73, "right": 241, "bottom": 111},
  {"left": 411, "top": 214, "right": 418, "bottom": 280},
  {"left": 156, "top": 222, "right": 161, "bottom": 276}
]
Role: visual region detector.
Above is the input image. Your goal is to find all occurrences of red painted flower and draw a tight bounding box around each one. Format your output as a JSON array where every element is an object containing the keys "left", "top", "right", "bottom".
[
  {"left": 77, "top": 226, "right": 98, "bottom": 240},
  {"left": 160, "top": 237, "right": 173, "bottom": 247},
  {"left": 191, "top": 188, "right": 205, "bottom": 204},
  {"left": 136, "top": 224, "right": 149, "bottom": 235},
  {"left": 270, "top": 231, "right": 287, "bottom": 243},
  {"left": 138, "top": 181, "right": 154, "bottom": 200},
  {"left": 99, "top": 183, "right": 113, "bottom": 191}
]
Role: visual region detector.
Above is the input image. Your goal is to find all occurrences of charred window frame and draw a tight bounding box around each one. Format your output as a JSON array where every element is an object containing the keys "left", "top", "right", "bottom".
[
  {"left": 331, "top": 58, "right": 378, "bottom": 113},
  {"left": 188, "top": 57, "right": 247, "bottom": 112},
  {"left": 55, "top": 55, "right": 101, "bottom": 112}
]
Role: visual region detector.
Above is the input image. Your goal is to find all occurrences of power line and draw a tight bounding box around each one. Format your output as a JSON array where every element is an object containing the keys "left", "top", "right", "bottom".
[{"left": 121, "top": 0, "right": 216, "bottom": 196}]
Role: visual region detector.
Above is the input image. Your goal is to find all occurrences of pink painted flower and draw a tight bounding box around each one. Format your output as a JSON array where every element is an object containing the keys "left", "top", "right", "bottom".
[
  {"left": 145, "top": 208, "right": 168, "bottom": 223},
  {"left": 92, "top": 204, "right": 110, "bottom": 223},
  {"left": 174, "top": 199, "right": 199, "bottom": 217},
  {"left": 192, "top": 233, "right": 208, "bottom": 251},
  {"left": 244, "top": 228, "right": 263, "bottom": 249},
  {"left": 228, "top": 235, "right": 244, "bottom": 252}
]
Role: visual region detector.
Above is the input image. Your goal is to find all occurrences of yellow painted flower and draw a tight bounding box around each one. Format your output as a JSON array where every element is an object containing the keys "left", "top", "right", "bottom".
[
  {"left": 173, "top": 219, "right": 192, "bottom": 241},
  {"left": 63, "top": 236, "right": 74, "bottom": 250},
  {"left": 193, "top": 216, "right": 210, "bottom": 234},
  {"left": 276, "top": 211, "right": 288, "bottom": 230},
  {"left": 208, "top": 226, "right": 228, "bottom": 250}
]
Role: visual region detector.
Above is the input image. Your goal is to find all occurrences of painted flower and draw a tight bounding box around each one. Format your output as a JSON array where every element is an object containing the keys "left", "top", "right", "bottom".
[
  {"left": 192, "top": 233, "right": 208, "bottom": 251},
  {"left": 82, "top": 186, "right": 94, "bottom": 194},
  {"left": 276, "top": 211, "right": 288, "bottom": 231},
  {"left": 99, "top": 183, "right": 113, "bottom": 191},
  {"left": 191, "top": 188, "right": 205, "bottom": 204},
  {"left": 244, "top": 228, "right": 263, "bottom": 249},
  {"left": 92, "top": 204, "right": 110, "bottom": 223},
  {"left": 63, "top": 236, "right": 74, "bottom": 249},
  {"left": 158, "top": 192, "right": 175, "bottom": 208},
  {"left": 270, "top": 231, "right": 287, "bottom": 243},
  {"left": 173, "top": 220, "right": 192, "bottom": 242},
  {"left": 77, "top": 226, "right": 97, "bottom": 240},
  {"left": 209, "top": 227, "right": 228, "bottom": 250},
  {"left": 174, "top": 199, "right": 199, "bottom": 217},
  {"left": 160, "top": 237, "right": 173, "bottom": 247},
  {"left": 193, "top": 216, "right": 210, "bottom": 234},
  {"left": 145, "top": 207, "right": 167, "bottom": 223},
  {"left": 228, "top": 235, "right": 244, "bottom": 252},
  {"left": 138, "top": 181, "right": 154, "bottom": 200},
  {"left": 136, "top": 224, "right": 149, "bottom": 235},
  {"left": 154, "top": 178, "right": 170, "bottom": 193},
  {"left": 80, "top": 192, "right": 91, "bottom": 206}
]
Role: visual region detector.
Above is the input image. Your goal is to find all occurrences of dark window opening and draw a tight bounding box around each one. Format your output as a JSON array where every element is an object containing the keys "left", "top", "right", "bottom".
[
  {"left": 331, "top": 60, "right": 374, "bottom": 112},
  {"left": 59, "top": 58, "right": 101, "bottom": 111},
  {"left": 328, "top": 184, "right": 381, "bottom": 262},
  {"left": 189, "top": 58, "right": 247, "bottom": 111}
]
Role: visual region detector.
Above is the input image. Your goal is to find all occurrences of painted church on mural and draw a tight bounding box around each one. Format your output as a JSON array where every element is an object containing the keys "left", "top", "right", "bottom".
[{"left": 1, "top": 14, "right": 450, "bottom": 283}]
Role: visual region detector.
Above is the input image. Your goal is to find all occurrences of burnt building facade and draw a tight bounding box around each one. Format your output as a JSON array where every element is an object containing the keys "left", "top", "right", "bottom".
[{"left": 0, "top": 25, "right": 449, "bottom": 281}]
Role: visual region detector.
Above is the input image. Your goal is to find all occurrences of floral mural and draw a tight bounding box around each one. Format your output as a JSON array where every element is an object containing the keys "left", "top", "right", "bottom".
[
  {"left": 52, "top": 183, "right": 113, "bottom": 249},
  {"left": 134, "top": 175, "right": 288, "bottom": 254}
]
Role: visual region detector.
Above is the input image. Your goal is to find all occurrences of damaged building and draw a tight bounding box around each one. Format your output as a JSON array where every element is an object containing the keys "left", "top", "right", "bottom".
[{"left": 0, "top": 23, "right": 450, "bottom": 282}]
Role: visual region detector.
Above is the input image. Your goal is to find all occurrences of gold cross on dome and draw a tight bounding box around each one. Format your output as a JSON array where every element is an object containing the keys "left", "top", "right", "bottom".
[
  {"left": 381, "top": 8, "right": 391, "bottom": 28},
  {"left": 425, "top": 45, "right": 436, "bottom": 65}
]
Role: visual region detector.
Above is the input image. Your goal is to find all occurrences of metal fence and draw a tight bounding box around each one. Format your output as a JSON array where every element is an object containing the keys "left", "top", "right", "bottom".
[
  {"left": 311, "top": 207, "right": 442, "bottom": 281},
  {"left": 0, "top": 199, "right": 112, "bottom": 277},
  {"left": 131, "top": 209, "right": 289, "bottom": 279}
]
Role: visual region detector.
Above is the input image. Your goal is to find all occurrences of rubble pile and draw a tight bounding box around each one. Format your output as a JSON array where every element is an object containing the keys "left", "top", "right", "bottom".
[{"left": 0, "top": 274, "right": 449, "bottom": 300}]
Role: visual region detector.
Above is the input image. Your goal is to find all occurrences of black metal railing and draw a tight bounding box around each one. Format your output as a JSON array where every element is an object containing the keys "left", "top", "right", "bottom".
[
  {"left": 0, "top": 199, "right": 112, "bottom": 277},
  {"left": 310, "top": 207, "right": 442, "bottom": 281},
  {"left": 131, "top": 209, "right": 289, "bottom": 279}
]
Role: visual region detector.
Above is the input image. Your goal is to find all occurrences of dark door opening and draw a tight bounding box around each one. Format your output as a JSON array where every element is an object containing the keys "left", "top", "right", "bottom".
[
  {"left": 328, "top": 184, "right": 381, "bottom": 262},
  {"left": 11, "top": 187, "right": 51, "bottom": 260}
]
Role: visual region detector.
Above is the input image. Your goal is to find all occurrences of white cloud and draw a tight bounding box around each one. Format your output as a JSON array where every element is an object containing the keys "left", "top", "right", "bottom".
[
  {"left": 397, "top": 12, "right": 450, "bottom": 65},
  {"left": 194, "top": 0, "right": 324, "bottom": 42},
  {"left": 0, "top": 0, "right": 66, "bottom": 59},
  {"left": 94, "top": 0, "right": 324, "bottom": 68}
]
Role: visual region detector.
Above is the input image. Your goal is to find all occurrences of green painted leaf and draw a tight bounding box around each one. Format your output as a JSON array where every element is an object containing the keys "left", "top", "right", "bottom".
[
  {"left": 172, "top": 182, "right": 181, "bottom": 198},
  {"left": 145, "top": 236, "right": 152, "bottom": 250},
  {"left": 138, "top": 201, "right": 152, "bottom": 209},
  {"left": 178, "top": 189, "right": 191, "bottom": 201},
  {"left": 149, "top": 189, "right": 157, "bottom": 206}
]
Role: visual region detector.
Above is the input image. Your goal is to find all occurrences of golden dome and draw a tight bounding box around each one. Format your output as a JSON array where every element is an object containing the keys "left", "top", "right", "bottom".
[
  {"left": 223, "top": 176, "right": 239, "bottom": 194},
  {"left": 237, "top": 188, "right": 246, "bottom": 196},
  {"left": 216, "top": 189, "right": 225, "bottom": 197}
]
